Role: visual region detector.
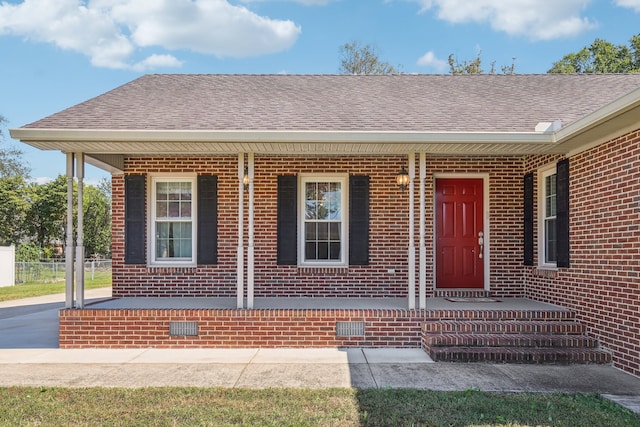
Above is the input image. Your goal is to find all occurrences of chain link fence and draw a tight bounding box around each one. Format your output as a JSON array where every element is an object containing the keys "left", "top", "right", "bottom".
[{"left": 14, "top": 260, "right": 112, "bottom": 285}]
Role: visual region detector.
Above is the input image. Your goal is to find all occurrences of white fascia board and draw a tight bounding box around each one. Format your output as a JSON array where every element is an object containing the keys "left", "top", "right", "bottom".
[{"left": 10, "top": 128, "right": 554, "bottom": 148}]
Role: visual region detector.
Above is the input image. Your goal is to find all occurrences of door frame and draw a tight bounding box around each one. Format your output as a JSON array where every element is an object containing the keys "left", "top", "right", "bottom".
[{"left": 432, "top": 173, "right": 490, "bottom": 291}]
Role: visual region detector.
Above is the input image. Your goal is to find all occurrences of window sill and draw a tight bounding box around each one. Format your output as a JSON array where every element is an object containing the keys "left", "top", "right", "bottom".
[
  {"left": 297, "top": 266, "right": 349, "bottom": 275},
  {"left": 532, "top": 267, "right": 558, "bottom": 278},
  {"left": 148, "top": 265, "right": 197, "bottom": 275}
]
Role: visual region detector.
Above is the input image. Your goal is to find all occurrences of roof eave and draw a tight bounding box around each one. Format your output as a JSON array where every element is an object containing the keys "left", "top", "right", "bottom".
[{"left": 10, "top": 128, "right": 556, "bottom": 155}]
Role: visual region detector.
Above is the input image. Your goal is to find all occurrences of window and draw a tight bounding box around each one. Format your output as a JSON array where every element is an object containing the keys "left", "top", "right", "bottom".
[
  {"left": 539, "top": 167, "right": 557, "bottom": 266},
  {"left": 299, "top": 175, "right": 348, "bottom": 266},
  {"left": 150, "top": 176, "right": 196, "bottom": 265}
]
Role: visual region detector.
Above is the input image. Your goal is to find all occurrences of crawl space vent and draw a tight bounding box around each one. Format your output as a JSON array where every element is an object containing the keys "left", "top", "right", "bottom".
[
  {"left": 169, "top": 321, "right": 199, "bottom": 336},
  {"left": 336, "top": 321, "right": 365, "bottom": 337}
]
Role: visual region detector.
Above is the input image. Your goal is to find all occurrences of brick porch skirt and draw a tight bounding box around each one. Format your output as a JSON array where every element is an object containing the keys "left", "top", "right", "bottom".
[{"left": 59, "top": 308, "right": 427, "bottom": 349}]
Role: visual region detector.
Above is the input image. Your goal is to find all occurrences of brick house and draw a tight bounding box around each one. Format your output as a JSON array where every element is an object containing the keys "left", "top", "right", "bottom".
[{"left": 12, "top": 74, "right": 640, "bottom": 376}]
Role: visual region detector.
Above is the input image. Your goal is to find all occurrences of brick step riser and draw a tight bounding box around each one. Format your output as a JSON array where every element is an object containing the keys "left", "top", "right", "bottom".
[
  {"left": 422, "top": 321, "right": 585, "bottom": 335},
  {"left": 426, "top": 310, "right": 575, "bottom": 321},
  {"left": 425, "top": 334, "right": 599, "bottom": 349},
  {"left": 427, "top": 347, "right": 612, "bottom": 364}
]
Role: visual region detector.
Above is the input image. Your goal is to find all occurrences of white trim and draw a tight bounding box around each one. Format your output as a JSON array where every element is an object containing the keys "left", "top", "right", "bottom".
[
  {"left": 297, "top": 174, "right": 349, "bottom": 267},
  {"left": 11, "top": 128, "right": 555, "bottom": 144},
  {"left": 237, "top": 154, "right": 245, "bottom": 309},
  {"left": 432, "top": 173, "right": 491, "bottom": 291},
  {"left": 148, "top": 174, "right": 198, "bottom": 267},
  {"left": 408, "top": 153, "right": 416, "bottom": 309},
  {"left": 419, "top": 153, "right": 427, "bottom": 309},
  {"left": 247, "top": 152, "right": 255, "bottom": 309},
  {"left": 537, "top": 164, "right": 558, "bottom": 269}
]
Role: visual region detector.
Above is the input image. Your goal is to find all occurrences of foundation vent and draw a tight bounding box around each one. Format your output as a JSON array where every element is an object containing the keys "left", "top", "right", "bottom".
[
  {"left": 336, "top": 321, "right": 365, "bottom": 337},
  {"left": 169, "top": 321, "right": 199, "bottom": 336}
]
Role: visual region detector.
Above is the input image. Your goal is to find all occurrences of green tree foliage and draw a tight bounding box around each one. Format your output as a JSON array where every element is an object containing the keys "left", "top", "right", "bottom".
[
  {"left": 0, "top": 115, "right": 30, "bottom": 246},
  {"left": 83, "top": 179, "right": 111, "bottom": 258},
  {"left": 339, "top": 41, "right": 398, "bottom": 75},
  {"left": 449, "top": 52, "right": 483, "bottom": 74},
  {"left": 548, "top": 34, "right": 640, "bottom": 73},
  {"left": 26, "top": 176, "right": 69, "bottom": 251},
  {"left": 0, "top": 175, "right": 29, "bottom": 245},
  {"left": 448, "top": 51, "right": 516, "bottom": 75},
  {"left": 0, "top": 115, "right": 30, "bottom": 179}
]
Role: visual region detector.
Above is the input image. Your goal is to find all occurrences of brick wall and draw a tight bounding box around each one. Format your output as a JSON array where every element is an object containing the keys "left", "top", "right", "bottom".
[
  {"left": 112, "top": 155, "right": 527, "bottom": 298},
  {"left": 59, "top": 308, "right": 427, "bottom": 348},
  {"left": 525, "top": 129, "right": 640, "bottom": 377}
]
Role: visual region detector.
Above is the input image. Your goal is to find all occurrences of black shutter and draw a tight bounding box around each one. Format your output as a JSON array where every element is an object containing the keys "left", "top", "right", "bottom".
[
  {"left": 125, "top": 174, "right": 146, "bottom": 264},
  {"left": 523, "top": 173, "right": 534, "bottom": 265},
  {"left": 349, "top": 175, "right": 370, "bottom": 265},
  {"left": 277, "top": 175, "right": 297, "bottom": 265},
  {"left": 556, "top": 158, "right": 570, "bottom": 268},
  {"left": 197, "top": 175, "right": 218, "bottom": 265}
]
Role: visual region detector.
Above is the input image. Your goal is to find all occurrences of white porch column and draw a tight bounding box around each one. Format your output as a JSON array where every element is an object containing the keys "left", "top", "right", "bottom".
[
  {"left": 419, "top": 153, "right": 427, "bottom": 309},
  {"left": 247, "top": 152, "right": 255, "bottom": 309},
  {"left": 236, "top": 153, "right": 245, "bottom": 309},
  {"left": 65, "top": 153, "right": 74, "bottom": 309},
  {"left": 75, "top": 153, "right": 85, "bottom": 308},
  {"left": 408, "top": 152, "right": 416, "bottom": 309}
]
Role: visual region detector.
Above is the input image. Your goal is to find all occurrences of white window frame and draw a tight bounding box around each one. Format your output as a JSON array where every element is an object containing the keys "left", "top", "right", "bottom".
[
  {"left": 298, "top": 174, "right": 349, "bottom": 267},
  {"left": 148, "top": 174, "right": 197, "bottom": 267},
  {"left": 538, "top": 165, "right": 557, "bottom": 268}
]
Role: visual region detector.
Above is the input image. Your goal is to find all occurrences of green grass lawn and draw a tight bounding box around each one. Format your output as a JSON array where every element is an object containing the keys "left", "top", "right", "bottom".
[
  {"left": 0, "top": 271, "right": 111, "bottom": 302},
  {"left": 0, "top": 387, "right": 638, "bottom": 426}
]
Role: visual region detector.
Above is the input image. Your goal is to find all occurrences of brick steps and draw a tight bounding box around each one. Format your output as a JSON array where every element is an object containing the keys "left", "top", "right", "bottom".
[
  {"left": 424, "top": 320, "right": 586, "bottom": 335},
  {"left": 426, "top": 333, "right": 599, "bottom": 349},
  {"left": 423, "top": 305, "right": 611, "bottom": 364},
  {"left": 428, "top": 347, "right": 611, "bottom": 364}
]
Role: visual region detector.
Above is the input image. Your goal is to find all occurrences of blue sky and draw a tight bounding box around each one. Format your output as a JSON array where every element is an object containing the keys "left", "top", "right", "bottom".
[{"left": 1, "top": 0, "right": 639, "bottom": 184}]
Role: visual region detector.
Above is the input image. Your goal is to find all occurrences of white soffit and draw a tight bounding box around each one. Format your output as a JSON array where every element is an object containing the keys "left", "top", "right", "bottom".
[{"left": 10, "top": 128, "right": 557, "bottom": 155}]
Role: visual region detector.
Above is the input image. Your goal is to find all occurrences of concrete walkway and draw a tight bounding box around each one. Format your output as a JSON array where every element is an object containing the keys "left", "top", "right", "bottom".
[{"left": 1, "top": 288, "right": 639, "bottom": 415}]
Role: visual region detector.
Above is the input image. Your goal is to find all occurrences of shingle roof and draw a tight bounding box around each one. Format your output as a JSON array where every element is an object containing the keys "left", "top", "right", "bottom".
[{"left": 24, "top": 74, "right": 640, "bottom": 133}]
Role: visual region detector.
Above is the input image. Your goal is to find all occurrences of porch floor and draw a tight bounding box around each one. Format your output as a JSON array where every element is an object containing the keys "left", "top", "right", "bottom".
[{"left": 88, "top": 297, "right": 568, "bottom": 312}]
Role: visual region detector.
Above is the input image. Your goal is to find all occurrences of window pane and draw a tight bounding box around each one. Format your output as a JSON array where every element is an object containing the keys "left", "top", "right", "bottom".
[
  {"left": 329, "top": 242, "right": 341, "bottom": 260},
  {"left": 305, "top": 201, "right": 317, "bottom": 220},
  {"left": 317, "top": 223, "right": 329, "bottom": 240},
  {"left": 545, "top": 174, "right": 557, "bottom": 217},
  {"left": 545, "top": 218, "right": 557, "bottom": 263},
  {"left": 317, "top": 242, "right": 328, "bottom": 259},
  {"left": 156, "top": 202, "right": 167, "bottom": 218},
  {"left": 305, "top": 242, "right": 316, "bottom": 260},
  {"left": 305, "top": 223, "right": 317, "bottom": 240},
  {"left": 181, "top": 201, "right": 191, "bottom": 217},
  {"left": 305, "top": 182, "right": 317, "bottom": 201},
  {"left": 329, "top": 223, "right": 340, "bottom": 240}
]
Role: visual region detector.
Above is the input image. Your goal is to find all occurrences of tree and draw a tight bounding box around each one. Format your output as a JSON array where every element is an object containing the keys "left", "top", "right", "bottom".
[
  {"left": 0, "top": 115, "right": 31, "bottom": 245},
  {"left": 448, "top": 52, "right": 483, "bottom": 74},
  {"left": 548, "top": 34, "right": 640, "bottom": 73},
  {"left": 0, "top": 175, "right": 29, "bottom": 246},
  {"left": 83, "top": 179, "right": 111, "bottom": 258},
  {"left": 448, "top": 51, "right": 516, "bottom": 75},
  {"left": 339, "top": 41, "right": 398, "bottom": 75},
  {"left": 26, "top": 176, "right": 69, "bottom": 252},
  {"left": 0, "top": 115, "right": 30, "bottom": 179}
]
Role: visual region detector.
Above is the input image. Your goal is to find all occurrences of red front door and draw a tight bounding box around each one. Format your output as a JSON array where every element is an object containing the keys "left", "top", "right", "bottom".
[{"left": 435, "top": 178, "right": 484, "bottom": 288}]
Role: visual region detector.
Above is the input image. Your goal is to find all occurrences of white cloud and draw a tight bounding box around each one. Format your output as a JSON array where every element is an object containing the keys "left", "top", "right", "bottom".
[
  {"left": 132, "top": 54, "right": 184, "bottom": 72},
  {"left": 411, "top": 0, "right": 596, "bottom": 40},
  {"left": 416, "top": 51, "right": 448, "bottom": 72},
  {"left": 615, "top": 0, "right": 640, "bottom": 12},
  {"left": 240, "top": 0, "right": 333, "bottom": 4},
  {"left": 0, "top": 0, "right": 301, "bottom": 70}
]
